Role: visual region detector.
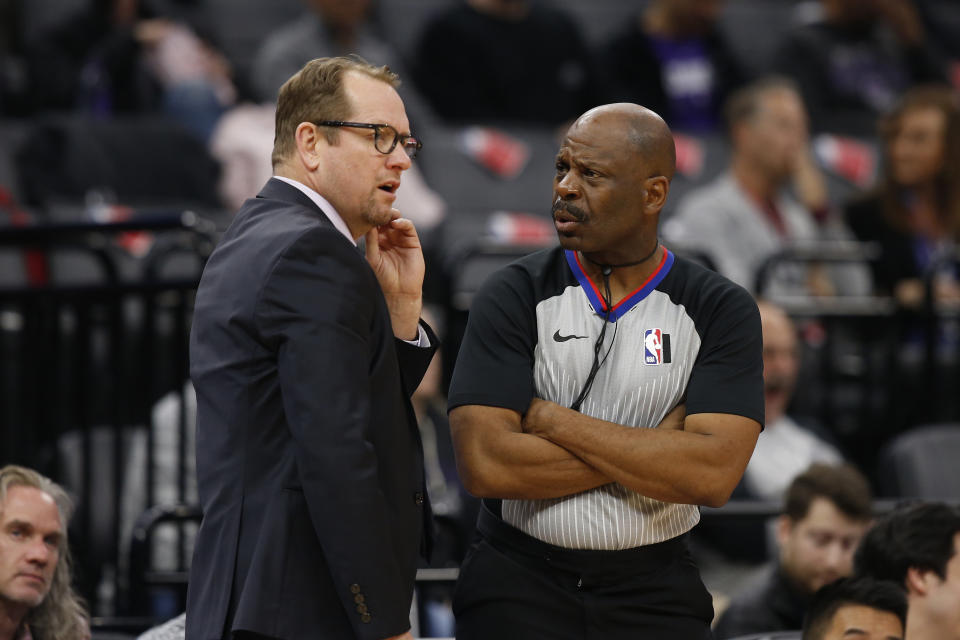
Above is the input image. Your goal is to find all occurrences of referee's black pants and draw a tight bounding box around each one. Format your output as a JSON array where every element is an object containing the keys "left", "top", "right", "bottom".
[{"left": 453, "top": 504, "right": 714, "bottom": 640}]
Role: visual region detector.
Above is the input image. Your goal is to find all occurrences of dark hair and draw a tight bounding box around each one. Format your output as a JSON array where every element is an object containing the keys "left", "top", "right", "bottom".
[
  {"left": 271, "top": 55, "right": 399, "bottom": 168},
  {"left": 723, "top": 75, "right": 801, "bottom": 136},
  {"left": 784, "top": 463, "right": 873, "bottom": 523},
  {"left": 854, "top": 501, "right": 960, "bottom": 584},
  {"left": 876, "top": 84, "right": 960, "bottom": 240},
  {"left": 802, "top": 577, "right": 907, "bottom": 640}
]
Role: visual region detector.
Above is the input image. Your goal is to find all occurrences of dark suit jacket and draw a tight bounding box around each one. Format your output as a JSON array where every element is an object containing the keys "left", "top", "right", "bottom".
[
  {"left": 186, "top": 178, "right": 437, "bottom": 640},
  {"left": 712, "top": 563, "right": 808, "bottom": 640}
]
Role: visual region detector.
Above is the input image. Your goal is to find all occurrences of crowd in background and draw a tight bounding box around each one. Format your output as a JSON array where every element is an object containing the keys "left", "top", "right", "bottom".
[{"left": 1, "top": 0, "right": 960, "bottom": 637}]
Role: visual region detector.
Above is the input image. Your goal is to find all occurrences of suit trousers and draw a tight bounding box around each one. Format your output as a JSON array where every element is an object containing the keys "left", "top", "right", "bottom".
[{"left": 453, "top": 504, "right": 714, "bottom": 640}]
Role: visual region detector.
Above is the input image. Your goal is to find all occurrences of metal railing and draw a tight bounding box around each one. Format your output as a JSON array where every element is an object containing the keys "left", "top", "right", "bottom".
[{"left": 0, "top": 214, "right": 214, "bottom": 620}]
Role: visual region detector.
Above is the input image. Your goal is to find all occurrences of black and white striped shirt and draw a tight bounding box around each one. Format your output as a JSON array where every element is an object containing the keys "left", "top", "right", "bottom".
[{"left": 449, "top": 245, "right": 763, "bottom": 550}]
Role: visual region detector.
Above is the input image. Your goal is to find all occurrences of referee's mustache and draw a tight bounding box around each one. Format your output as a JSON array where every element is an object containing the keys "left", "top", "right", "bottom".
[{"left": 552, "top": 199, "right": 588, "bottom": 222}]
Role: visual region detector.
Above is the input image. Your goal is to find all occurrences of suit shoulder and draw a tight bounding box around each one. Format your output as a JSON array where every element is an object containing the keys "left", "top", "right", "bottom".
[
  {"left": 223, "top": 200, "right": 357, "bottom": 266},
  {"left": 714, "top": 567, "right": 784, "bottom": 636}
]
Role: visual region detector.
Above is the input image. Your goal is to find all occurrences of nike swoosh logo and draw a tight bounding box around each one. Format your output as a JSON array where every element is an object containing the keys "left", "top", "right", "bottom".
[{"left": 553, "top": 330, "right": 588, "bottom": 342}]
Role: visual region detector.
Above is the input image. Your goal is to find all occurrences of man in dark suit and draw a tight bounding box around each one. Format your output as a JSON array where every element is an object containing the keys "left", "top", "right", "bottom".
[{"left": 186, "top": 56, "right": 436, "bottom": 640}]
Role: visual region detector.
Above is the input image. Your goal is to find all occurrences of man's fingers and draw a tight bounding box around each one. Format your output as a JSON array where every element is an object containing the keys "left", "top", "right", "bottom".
[
  {"left": 376, "top": 217, "right": 421, "bottom": 248},
  {"left": 364, "top": 227, "right": 380, "bottom": 262},
  {"left": 387, "top": 217, "right": 417, "bottom": 236}
]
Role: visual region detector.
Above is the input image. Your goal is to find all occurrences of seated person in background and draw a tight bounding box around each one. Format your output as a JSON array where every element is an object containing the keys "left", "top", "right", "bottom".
[
  {"left": 24, "top": 0, "right": 235, "bottom": 141},
  {"left": 412, "top": 0, "right": 600, "bottom": 126},
  {"left": 802, "top": 577, "right": 906, "bottom": 640},
  {"left": 696, "top": 301, "right": 843, "bottom": 561},
  {"left": 774, "top": 0, "right": 946, "bottom": 136},
  {"left": 0, "top": 465, "right": 90, "bottom": 640},
  {"left": 602, "top": 0, "right": 746, "bottom": 134},
  {"left": 854, "top": 501, "right": 960, "bottom": 640},
  {"left": 665, "top": 76, "right": 868, "bottom": 297},
  {"left": 250, "top": 0, "right": 434, "bottom": 128},
  {"left": 713, "top": 463, "right": 873, "bottom": 639},
  {"left": 741, "top": 301, "right": 844, "bottom": 501},
  {"left": 845, "top": 85, "right": 960, "bottom": 308}
]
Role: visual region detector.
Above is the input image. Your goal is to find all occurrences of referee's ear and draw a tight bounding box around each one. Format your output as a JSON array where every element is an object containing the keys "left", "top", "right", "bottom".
[{"left": 642, "top": 175, "right": 670, "bottom": 217}]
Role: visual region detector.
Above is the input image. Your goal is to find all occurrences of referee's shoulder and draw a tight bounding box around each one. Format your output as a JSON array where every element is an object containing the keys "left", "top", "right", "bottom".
[{"left": 664, "top": 253, "right": 758, "bottom": 314}]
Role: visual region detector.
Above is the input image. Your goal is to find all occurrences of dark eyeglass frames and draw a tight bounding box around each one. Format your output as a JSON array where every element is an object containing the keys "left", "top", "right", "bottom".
[{"left": 314, "top": 120, "right": 422, "bottom": 159}]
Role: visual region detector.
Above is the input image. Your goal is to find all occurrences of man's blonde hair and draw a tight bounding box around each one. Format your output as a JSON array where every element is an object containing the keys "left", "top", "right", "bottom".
[
  {"left": 0, "top": 465, "right": 89, "bottom": 639},
  {"left": 271, "top": 56, "right": 399, "bottom": 168}
]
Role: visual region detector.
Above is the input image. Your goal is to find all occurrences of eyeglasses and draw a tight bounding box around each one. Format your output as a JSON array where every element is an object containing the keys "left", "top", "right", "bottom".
[{"left": 314, "top": 121, "right": 422, "bottom": 159}]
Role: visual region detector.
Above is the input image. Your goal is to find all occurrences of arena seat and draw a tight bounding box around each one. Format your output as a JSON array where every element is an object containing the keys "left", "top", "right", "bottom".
[
  {"left": 14, "top": 115, "right": 222, "bottom": 209},
  {"left": 876, "top": 423, "right": 960, "bottom": 500},
  {"left": 186, "top": 0, "right": 305, "bottom": 98}
]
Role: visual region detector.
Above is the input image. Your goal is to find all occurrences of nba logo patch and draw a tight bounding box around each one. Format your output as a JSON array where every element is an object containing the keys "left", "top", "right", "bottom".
[{"left": 644, "top": 329, "right": 671, "bottom": 365}]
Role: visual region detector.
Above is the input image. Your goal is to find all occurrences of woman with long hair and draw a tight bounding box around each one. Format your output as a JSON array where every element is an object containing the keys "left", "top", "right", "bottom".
[{"left": 845, "top": 84, "right": 960, "bottom": 307}]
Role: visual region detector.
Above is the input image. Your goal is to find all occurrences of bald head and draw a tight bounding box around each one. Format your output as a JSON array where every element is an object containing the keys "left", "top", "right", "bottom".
[
  {"left": 758, "top": 299, "right": 794, "bottom": 335},
  {"left": 570, "top": 103, "right": 676, "bottom": 181},
  {"left": 552, "top": 103, "right": 674, "bottom": 261},
  {"left": 757, "top": 300, "right": 799, "bottom": 424}
]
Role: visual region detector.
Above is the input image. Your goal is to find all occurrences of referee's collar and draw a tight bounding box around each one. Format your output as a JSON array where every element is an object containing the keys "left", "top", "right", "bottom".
[{"left": 565, "top": 247, "right": 674, "bottom": 321}]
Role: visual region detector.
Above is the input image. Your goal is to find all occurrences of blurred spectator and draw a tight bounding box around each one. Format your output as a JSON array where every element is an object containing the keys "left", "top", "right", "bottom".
[
  {"left": 664, "top": 77, "right": 869, "bottom": 297},
  {"left": 740, "top": 301, "right": 844, "bottom": 502},
  {"left": 696, "top": 301, "right": 843, "bottom": 563},
  {"left": 714, "top": 463, "right": 873, "bottom": 639},
  {"left": 250, "top": 0, "right": 434, "bottom": 128},
  {"left": 801, "top": 577, "right": 906, "bottom": 640},
  {"left": 24, "top": 0, "right": 236, "bottom": 141},
  {"left": 845, "top": 85, "right": 960, "bottom": 307},
  {"left": 411, "top": 0, "right": 600, "bottom": 126},
  {"left": 602, "top": 0, "right": 746, "bottom": 133},
  {"left": 854, "top": 501, "right": 960, "bottom": 640},
  {"left": 0, "top": 465, "right": 90, "bottom": 640},
  {"left": 775, "top": 0, "right": 947, "bottom": 136}
]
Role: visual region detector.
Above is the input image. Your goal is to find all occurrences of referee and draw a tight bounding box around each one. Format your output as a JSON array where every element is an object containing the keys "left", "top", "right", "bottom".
[{"left": 447, "top": 103, "right": 764, "bottom": 639}]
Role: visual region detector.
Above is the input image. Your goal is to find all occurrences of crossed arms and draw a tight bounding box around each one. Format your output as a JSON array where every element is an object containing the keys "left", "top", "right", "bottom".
[{"left": 450, "top": 399, "right": 760, "bottom": 508}]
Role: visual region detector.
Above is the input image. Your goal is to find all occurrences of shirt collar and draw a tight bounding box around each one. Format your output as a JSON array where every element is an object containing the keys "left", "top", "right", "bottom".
[{"left": 272, "top": 176, "right": 357, "bottom": 246}]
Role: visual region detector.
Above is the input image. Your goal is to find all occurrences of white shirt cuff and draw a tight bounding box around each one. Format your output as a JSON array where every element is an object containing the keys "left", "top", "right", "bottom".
[{"left": 402, "top": 323, "right": 430, "bottom": 348}]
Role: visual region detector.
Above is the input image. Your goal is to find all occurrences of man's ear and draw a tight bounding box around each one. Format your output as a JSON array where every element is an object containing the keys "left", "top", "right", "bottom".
[
  {"left": 775, "top": 514, "right": 793, "bottom": 549},
  {"left": 905, "top": 566, "right": 936, "bottom": 596},
  {"left": 642, "top": 175, "right": 670, "bottom": 216},
  {"left": 294, "top": 122, "right": 323, "bottom": 172}
]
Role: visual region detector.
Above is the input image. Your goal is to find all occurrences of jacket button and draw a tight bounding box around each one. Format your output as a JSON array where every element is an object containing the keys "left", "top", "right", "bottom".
[
  {"left": 414, "top": 492, "right": 424, "bottom": 505},
  {"left": 350, "top": 584, "right": 361, "bottom": 594},
  {"left": 354, "top": 593, "right": 365, "bottom": 604},
  {"left": 361, "top": 613, "right": 372, "bottom": 623},
  {"left": 356, "top": 603, "right": 368, "bottom": 614}
]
